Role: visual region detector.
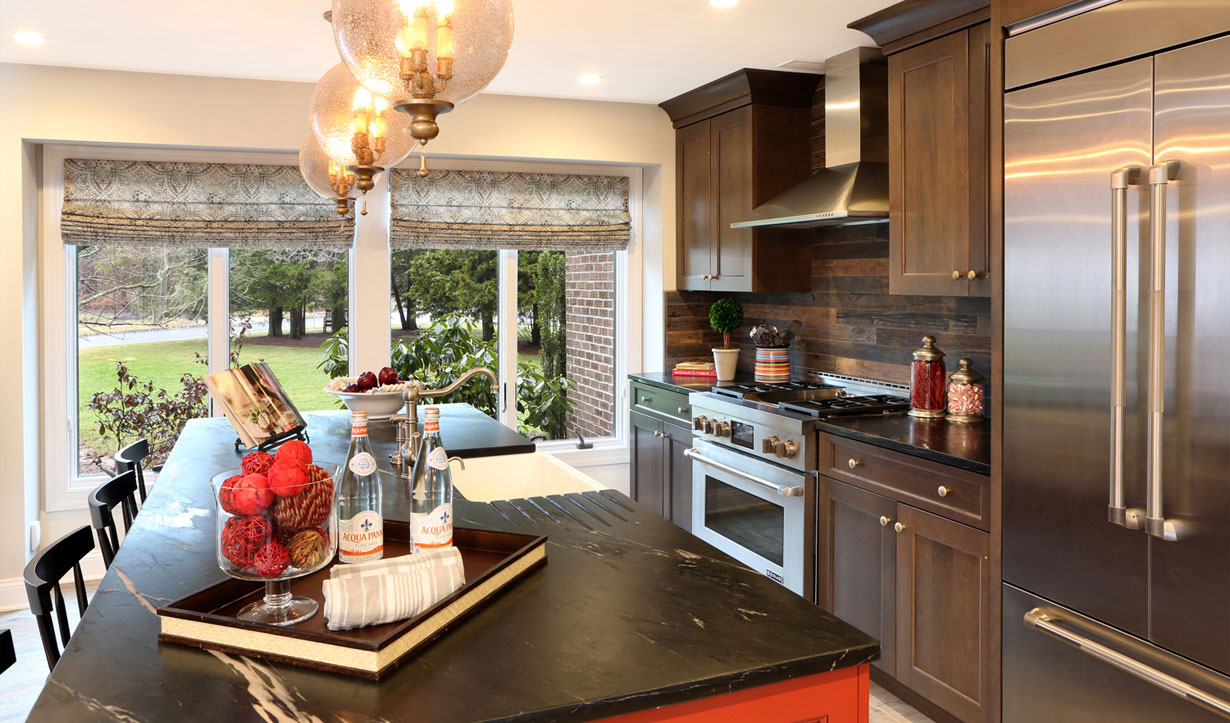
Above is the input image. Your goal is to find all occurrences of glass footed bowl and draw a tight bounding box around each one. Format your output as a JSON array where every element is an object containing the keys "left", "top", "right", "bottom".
[{"left": 211, "top": 462, "right": 339, "bottom": 626}]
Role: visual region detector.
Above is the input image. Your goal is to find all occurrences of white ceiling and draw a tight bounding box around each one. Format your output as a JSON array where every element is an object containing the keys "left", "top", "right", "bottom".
[{"left": 0, "top": 0, "right": 895, "bottom": 104}]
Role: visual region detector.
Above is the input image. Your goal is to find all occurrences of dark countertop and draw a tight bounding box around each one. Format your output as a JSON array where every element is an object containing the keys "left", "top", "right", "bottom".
[
  {"left": 629, "top": 372, "right": 990, "bottom": 475},
  {"left": 29, "top": 406, "right": 878, "bottom": 722}
]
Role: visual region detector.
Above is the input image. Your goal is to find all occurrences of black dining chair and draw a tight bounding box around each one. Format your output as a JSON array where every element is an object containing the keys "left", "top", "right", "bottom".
[
  {"left": 88, "top": 469, "right": 140, "bottom": 569},
  {"left": 23, "top": 525, "right": 95, "bottom": 670},
  {"left": 0, "top": 628, "right": 14, "bottom": 675},
  {"left": 114, "top": 438, "right": 155, "bottom": 503}
]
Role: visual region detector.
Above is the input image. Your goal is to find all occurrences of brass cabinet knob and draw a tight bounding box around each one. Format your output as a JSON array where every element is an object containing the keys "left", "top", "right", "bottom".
[
  {"left": 763, "top": 436, "right": 781, "bottom": 454},
  {"left": 879, "top": 515, "right": 891, "bottom": 527},
  {"left": 777, "top": 440, "right": 799, "bottom": 459},
  {"left": 952, "top": 270, "right": 961, "bottom": 280},
  {"left": 967, "top": 270, "right": 977, "bottom": 281},
  {"left": 848, "top": 458, "right": 862, "bottom": 470},
  {"left": 937, "top": 485, "right": 949, "bottom": 497},
  {"left": 678, "top": 406, "right": 687, "bottom": 415},
  {"left": 894, "top": 522, "right": 906, "bottom": 534}
]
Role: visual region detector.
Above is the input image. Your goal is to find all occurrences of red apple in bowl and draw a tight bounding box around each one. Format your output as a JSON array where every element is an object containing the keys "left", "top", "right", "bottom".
[
  {"left": 356, "top": 371, "right": 378, "bottom": 390},
  {"left": 342, "top": 383, "right": 362, "bottom": 393},
  {"left": 378, "top": 366, "right": 399, "bottom": 386}
]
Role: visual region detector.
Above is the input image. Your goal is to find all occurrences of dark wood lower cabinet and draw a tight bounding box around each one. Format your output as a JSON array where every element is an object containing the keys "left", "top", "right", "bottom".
[
  {"left": 629, "top": 410, "right": 693, "bottom": 530},
  {"left": 895, "top": 503, "right": 990, "bottom": 722},
  {"left": 821, "top": 476, "right": 991, "bottom": 722}
]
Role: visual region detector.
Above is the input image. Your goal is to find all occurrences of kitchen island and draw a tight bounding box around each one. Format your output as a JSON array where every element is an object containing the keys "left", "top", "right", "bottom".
[{"left": 28, "top": 406, "right": 878, "bottom": 721}]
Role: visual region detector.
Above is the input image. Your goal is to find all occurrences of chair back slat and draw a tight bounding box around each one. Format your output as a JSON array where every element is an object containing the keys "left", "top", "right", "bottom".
[
  {"left": 1, "top": 629, "right": 15, "bottom": 675},
  {"left": 88, "top": 470, "right": 139, "bottom": 570},
  {"left": 24, "top": 525, "right": 95, "bottom": 670},
  {"left": 115, "top": 438, "right": 152, "bottom": 503}
]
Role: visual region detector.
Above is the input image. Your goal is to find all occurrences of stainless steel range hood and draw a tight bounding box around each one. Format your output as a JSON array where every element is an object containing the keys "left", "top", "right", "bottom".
[{"left": 732, "top": 47, "right": 889, "bottom": 229}]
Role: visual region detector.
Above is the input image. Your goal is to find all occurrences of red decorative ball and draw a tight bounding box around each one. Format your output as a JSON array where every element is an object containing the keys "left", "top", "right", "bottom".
[
  {"left": 220, "top": 515, "right": 274, "bottom": 569},
  {"left": 272, "top": 477, "right": 334, "bottom": 534},
  {"left": 275, "top": 440, "right": 312, "bottom": 467},
  {"left": 241, "top": 451, "right": 275, "bottom": 476},
  {"left": 230, "top": 473, "right": 274, "bottom": 515},
  {"left": 267, "top": 460, "right": 309, "bottom": 498},
  {"left": 251, "top": 541, "right": 290, "bottom": 577},
  {"left": 218, "top": 475, "right": 244, "bottom": 515}
]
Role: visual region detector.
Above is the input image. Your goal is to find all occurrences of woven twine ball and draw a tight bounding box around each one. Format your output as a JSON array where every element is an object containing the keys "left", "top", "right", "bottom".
[
  {"left": 287, "top": 530, "right": 328, "bottom": 569},
  {"left": 241, "top": 451, "right": 275, "bottom": 476},
  {"left": 220, "top": 515, "right": 274, "bottom": 569},
  {"left": 272, "top": 467, "right": 334, "bottom": 534},
  {"left": 252, "top": 541, "right": 290, "bottom": 577}
]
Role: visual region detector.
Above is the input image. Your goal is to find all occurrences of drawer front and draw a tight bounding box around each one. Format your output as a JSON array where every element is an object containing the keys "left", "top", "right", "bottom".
[
  {"left": 630, "top": 382, "right": 692, "bottom": 426},
  {"left": 819, "top": 433, "right": 989, "bottom": 530}
]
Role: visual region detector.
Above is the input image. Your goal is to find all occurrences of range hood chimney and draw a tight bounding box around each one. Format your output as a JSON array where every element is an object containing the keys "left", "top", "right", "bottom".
[{"left": 732, "top": 47, "right": 889, "bottom": 229}]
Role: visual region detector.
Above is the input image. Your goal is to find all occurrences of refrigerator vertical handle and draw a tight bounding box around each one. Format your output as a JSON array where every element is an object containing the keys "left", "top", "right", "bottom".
[
  {"left": 1145, "top": 160, "right": 1181, "bottom": 542},
  {"left": 1109, "top": 166, "right": 1144, "bottom": 529}
]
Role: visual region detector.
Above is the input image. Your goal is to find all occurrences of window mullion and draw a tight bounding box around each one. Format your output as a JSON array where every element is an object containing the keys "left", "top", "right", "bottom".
[
  {"left": 497, "top": 249, "right": 519, "bottom": 429},
  {"left": 207, "top": 248, "right": 230, "bottom": 418}
]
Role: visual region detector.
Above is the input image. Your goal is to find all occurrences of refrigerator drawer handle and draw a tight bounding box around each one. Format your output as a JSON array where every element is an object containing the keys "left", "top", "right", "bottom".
[
  {"left": 1024, "top": 607, "right": 1230, "bottom": 717},
  {"left": 684, "top": 448, "right": 805, "bottom": 498},
  {"left": 1108, "top": 165, "right": 1145, "bottom": 530},
  {"left": 1145, "top": 160, "right": 1182, "bottom": 542}
]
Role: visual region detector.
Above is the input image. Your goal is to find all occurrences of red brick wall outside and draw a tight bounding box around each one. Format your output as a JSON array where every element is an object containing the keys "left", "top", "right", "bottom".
[{"left": 564, "top": 251, "right": 615, "bottom": 439}]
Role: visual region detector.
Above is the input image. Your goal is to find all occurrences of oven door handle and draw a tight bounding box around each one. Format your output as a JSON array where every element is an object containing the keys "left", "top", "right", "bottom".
[{"left": 684, "top": 448, "right": 806, "bottom": 497}]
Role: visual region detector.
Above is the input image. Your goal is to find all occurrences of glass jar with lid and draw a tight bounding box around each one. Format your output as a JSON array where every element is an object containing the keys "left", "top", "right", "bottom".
[
  {"left": 946, "top": 358, "right": 985, "bottom": 422},
  {"left": 908, "top": 335, "right": 947, "bottom": 418}
]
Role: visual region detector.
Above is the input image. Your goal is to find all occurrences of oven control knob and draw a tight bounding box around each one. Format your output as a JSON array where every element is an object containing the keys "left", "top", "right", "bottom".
[
  {"left": 762, "top": 436, "right": 781, "bottom": 454},
  {"left": 702, "top": 418, "right": 715, "bottom": 434},
  {"left": 714, "top": 421, "right": 731, "bottom": 438},
  {"left": 693, "top": 416, "right": 707, "bottom": 431},
  {"left": 776, "top": 440, "right": 799, "bottom": 459}
]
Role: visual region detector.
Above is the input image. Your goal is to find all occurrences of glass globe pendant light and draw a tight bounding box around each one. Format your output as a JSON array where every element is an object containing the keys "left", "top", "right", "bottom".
[
  {"left": 299, "top": 132, "right": 360, "bottom": 217},
  {"left": 309, "top": 63, "right": 417, "bottom": 195},
  {"left": 331, "top": 0, "right": 514, "bottom": 147}
]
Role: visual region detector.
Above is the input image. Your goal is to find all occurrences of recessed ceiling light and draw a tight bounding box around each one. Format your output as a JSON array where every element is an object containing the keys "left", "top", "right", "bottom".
[
  {"left": 12, "top": 31, "right": 46, "bottom": 46},
  {"left": 710, "top": 0, "right": 739, "bottom": 8},
  {"left": 579, "top": 73, "right": 603, "bottom": 86}
]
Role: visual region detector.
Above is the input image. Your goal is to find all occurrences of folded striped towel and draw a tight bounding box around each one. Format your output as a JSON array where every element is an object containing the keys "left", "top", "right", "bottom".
[{"left": 322, "top": 547, "right": 466, "bottom": 631}]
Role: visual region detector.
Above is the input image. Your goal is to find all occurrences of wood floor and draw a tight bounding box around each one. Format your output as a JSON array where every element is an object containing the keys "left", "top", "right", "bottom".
[{"left": 0, "top": 597, "right": 933, "bottom": 722}]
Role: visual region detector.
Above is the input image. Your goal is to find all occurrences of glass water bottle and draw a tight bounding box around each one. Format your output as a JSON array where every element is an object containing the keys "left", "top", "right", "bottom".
[
  {"left": 410, "top": 407, "right": 454, "bottom": 551},
  {"left": 337, "top": 411, "right": 384, "bottom": 563}
]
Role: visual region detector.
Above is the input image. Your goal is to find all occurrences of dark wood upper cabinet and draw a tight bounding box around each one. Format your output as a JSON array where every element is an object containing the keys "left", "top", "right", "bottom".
[
  {"left": 895, "top": 503, "right": 991, "bottom": 723},
  {"left": 660, "top": 70, "right": 818, "bottom": 293},
  {"left": 887, "top": 21, "right": 991, "bottom": 297}
]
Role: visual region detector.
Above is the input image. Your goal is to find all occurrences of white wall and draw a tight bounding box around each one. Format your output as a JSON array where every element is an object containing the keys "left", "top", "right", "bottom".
[{"left": 0, "top": 62, "right": 674, "bottom": 609}]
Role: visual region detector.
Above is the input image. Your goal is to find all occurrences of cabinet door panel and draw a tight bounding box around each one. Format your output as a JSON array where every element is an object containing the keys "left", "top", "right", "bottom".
[
  {"left": 677, "top": 121, "right": 712, "bottom": 290},
  {"left": 889, "top": 29, "right": 970, "bottom": 296},
  {"left": 630, "top": 412, "right": 665, "bottom": 517},
  {"left": 822, "top": 478, "right": 897, "bottom": 675},
  {"left": 966, "top": 21, "right": 991, "bottom": 298},
  {"left": 664, "top": 422, "right": 694, "bottom": 532},
  {"left": 895, "top": 504, "right": 990, "bottom": 722},
  {"left": 710, "top": 106, "right": 753, "bottom": 290}
]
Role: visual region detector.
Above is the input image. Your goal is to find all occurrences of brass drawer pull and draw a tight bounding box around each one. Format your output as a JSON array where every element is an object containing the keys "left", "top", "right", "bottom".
[
  {"left": 848, "top": 458, "right": 862, "bottom": 470},
  {"left": 967, "top": 270, "right": 978, "bottom": 281},
  {"left": 937, "top": 485, "right": 949, "bottom": 498},
  {"left": 894, "top": 522, "right": 906, "bottom": 534},
  {"left": 952, "top": 270, "right": 961, "bottom": 280},
  {"left": 677, "top": 406, "right": 687, "bottom": 415},
  {"left": 879, "top": 515, "right": 891, "bottom": 527}
]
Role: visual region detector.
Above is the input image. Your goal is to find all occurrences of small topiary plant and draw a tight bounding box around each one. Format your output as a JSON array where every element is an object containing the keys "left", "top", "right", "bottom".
[{"left": 709, "top": 298, "right": 744, "bottom": 349}]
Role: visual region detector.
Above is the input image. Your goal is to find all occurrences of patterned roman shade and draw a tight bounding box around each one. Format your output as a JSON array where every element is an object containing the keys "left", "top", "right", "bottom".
[
  {"left": 61, "top": 159, "right": 353, "bottom": 247},
  {"left": 390, "top": 169, "right": 631, "bottom": 251}
]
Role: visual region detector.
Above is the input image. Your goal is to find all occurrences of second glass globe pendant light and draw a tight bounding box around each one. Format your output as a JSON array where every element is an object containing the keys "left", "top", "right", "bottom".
[{"left": 331, "top": 0, "right": 514, "bottom": 147}]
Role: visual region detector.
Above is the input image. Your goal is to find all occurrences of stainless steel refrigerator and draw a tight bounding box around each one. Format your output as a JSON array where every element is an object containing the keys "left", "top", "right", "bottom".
[{"left": 1003, "top": 2, "right": 1230, "bottom": 719}]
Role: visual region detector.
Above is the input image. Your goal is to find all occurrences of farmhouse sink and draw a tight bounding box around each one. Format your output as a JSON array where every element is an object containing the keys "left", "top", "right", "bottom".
[{"left": 450, "top": 452, "right": 604, "bottom": 502}]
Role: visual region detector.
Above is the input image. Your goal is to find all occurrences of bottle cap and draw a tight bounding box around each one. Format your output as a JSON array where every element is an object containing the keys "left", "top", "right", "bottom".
[
  {"left": 425, "top": 407, "right": 440, "bottom": 419},
  {"left": 351, "top": 411, "right": 369, "bottom": 423}
]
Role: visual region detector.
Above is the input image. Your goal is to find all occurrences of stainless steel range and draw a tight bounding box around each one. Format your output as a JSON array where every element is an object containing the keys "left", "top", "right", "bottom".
[{"left": 684, "top": 374, "right": 909, "bottom": 601}]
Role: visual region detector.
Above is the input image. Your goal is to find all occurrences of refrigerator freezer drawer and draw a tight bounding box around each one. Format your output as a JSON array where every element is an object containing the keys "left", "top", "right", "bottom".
[{"left": 1004, "top": 584, "right": 1230, "bottom": 721}]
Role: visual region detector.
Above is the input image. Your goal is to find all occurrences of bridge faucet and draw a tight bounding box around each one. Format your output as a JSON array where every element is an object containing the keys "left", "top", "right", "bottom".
[{"left": 394, "top": 367, "right": 498, "bottom": 480}]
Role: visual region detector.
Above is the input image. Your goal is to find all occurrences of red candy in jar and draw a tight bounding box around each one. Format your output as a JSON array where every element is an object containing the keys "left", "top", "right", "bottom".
[{"left": 908, "top": 335, "right": 947, "bottom": 418}]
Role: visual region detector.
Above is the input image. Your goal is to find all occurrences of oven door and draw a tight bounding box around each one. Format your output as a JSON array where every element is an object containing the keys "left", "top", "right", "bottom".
[{"left": 687, "top": 439, "right": 816, "bottom": 601}]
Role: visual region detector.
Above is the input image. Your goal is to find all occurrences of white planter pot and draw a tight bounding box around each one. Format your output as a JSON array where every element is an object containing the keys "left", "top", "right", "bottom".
[{"left": 711, "top": 347, "right": 740, "bottom": 382}]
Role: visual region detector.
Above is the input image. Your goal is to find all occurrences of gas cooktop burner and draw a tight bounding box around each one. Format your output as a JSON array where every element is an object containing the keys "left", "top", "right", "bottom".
[
  {"left": 711, "top": 381, "right": 844, "bottom": 404},
  {"left": 778, "top": 394, "right": 910, "bottom": 419}
]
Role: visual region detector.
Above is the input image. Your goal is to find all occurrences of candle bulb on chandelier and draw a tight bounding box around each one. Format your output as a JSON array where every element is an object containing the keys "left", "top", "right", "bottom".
[
  {"left": 412, "top": 8, "right": 429, "bottom": 50},
  {"left": 437, "top": 18, "right": 454, "bottom": 59}
]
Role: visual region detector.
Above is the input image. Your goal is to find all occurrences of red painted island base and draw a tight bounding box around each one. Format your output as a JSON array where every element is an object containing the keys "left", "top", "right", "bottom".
[{"left": 600, "top": 664, "right": 870, "bottom": 723}]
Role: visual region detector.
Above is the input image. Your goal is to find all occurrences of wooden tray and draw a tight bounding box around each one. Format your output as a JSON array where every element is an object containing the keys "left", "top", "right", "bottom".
[{"left": 157, "top": 524, "right": 547, "bottom": 679}]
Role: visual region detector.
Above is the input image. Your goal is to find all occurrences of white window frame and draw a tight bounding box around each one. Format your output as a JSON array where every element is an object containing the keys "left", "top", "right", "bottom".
[
  {"left": 39, "top": 144, "right": 317, "bottom": 512},
  {"left": 389, "top": 156, "right": 642, "bottom": 466}
]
